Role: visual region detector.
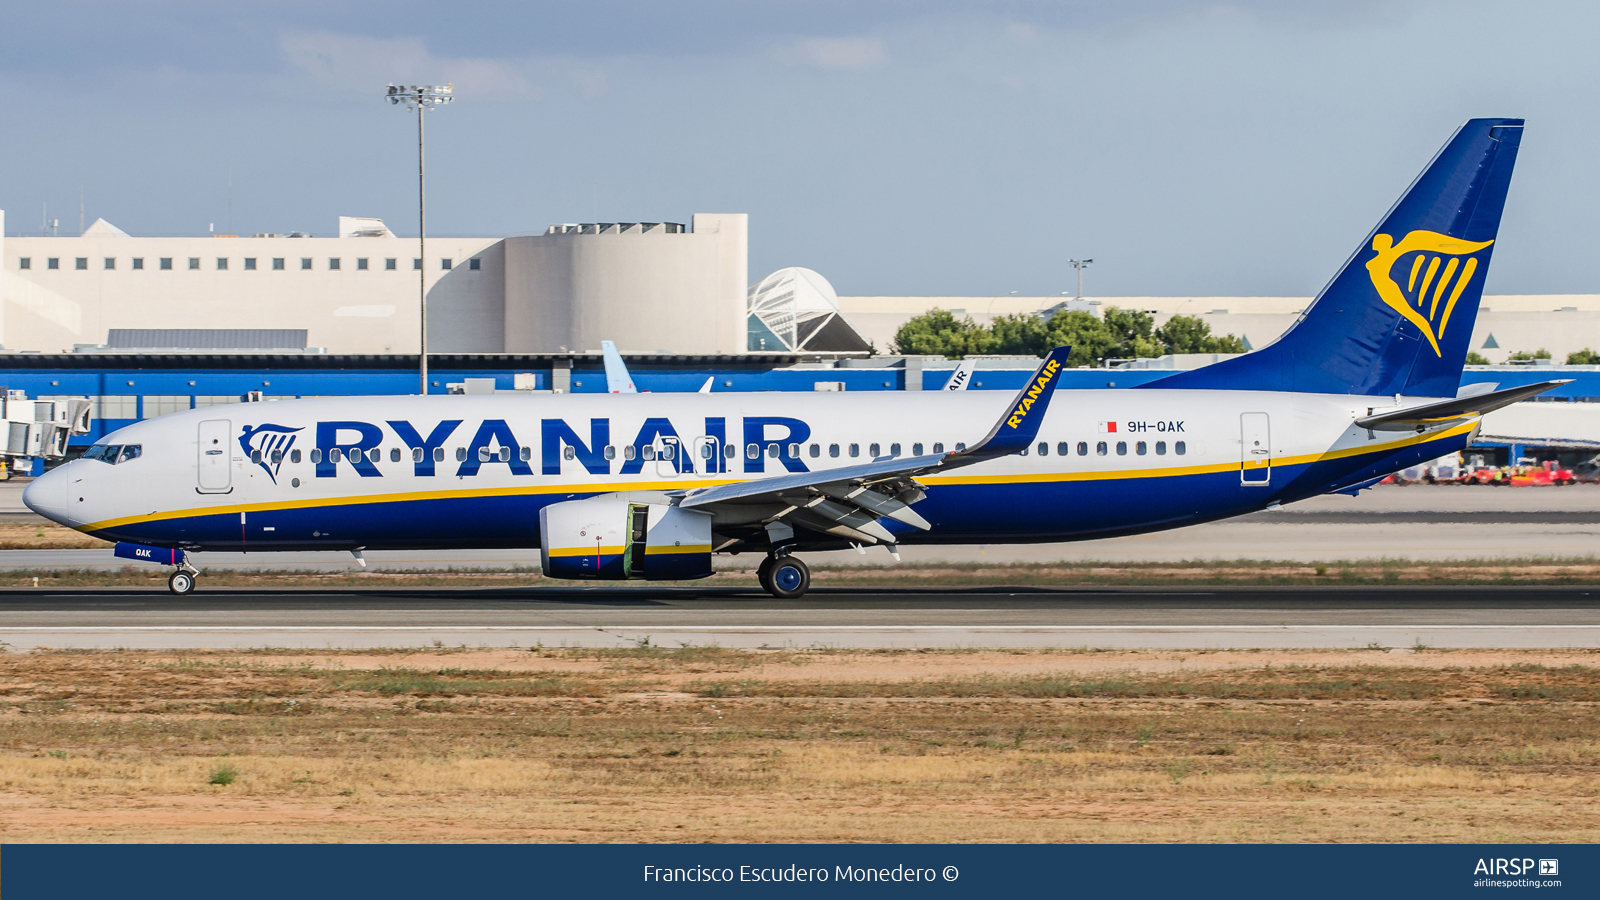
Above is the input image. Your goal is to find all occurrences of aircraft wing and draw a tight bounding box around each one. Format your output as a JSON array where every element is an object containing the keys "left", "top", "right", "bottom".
[
  {"left": 676, "top": 346, "right": 1070, "bottom": 545},
  {"left": 1354, "top": 379, "right": 1571, "bottom": 431}
]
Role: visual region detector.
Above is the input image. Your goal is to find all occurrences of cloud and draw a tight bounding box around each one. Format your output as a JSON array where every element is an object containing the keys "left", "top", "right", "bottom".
[
  {"left": 281, "top": 31, "right": 536, "bottom": 99},
  {"left": 776, "top": 35, "right": 888, "bottom": 70}
]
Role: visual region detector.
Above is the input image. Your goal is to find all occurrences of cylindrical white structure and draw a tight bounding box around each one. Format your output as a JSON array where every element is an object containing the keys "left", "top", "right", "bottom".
[{"left": 503, "top": 214, "right": 747, "bottom": 354}]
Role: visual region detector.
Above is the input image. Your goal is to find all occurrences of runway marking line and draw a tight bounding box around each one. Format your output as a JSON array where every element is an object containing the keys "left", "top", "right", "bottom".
[{"left": 5, "top": 625, "right": 1600, "bottom": 632}]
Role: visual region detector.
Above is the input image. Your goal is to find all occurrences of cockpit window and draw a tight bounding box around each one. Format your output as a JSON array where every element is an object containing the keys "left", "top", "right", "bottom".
[{"left": 82, "top": 443, "right": 141, "bottom": 464}]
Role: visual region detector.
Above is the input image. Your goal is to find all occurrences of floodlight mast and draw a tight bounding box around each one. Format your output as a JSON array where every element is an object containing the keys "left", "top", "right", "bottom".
[
  {"left": 386, "top": 83, "right": 454, "bottom": 395},
  {"left": 1069, "top": 258, "right": 1094, "bottom": 300}
]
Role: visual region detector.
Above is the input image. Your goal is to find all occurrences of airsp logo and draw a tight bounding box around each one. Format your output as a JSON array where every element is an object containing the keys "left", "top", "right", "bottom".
[
  {"left": 1365, "top": 229, "right": 1494, "bottom": 357},
  {"left": 1473, "top": 858, "right": 1547, "bottom": 876}
]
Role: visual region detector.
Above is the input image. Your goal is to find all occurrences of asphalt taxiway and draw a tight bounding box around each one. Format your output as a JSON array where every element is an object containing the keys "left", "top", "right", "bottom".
[
  {"left": 2, "top": 585, "right": 1597, "bottom": 650},
  {"left": 2, "top": 484, "right": 1596, "bottom": 573}
]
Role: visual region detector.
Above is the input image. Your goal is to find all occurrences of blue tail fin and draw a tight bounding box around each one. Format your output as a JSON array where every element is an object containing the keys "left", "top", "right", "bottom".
[{"left": 1153, "top": 118, "right": 1523, "bottom": 397}]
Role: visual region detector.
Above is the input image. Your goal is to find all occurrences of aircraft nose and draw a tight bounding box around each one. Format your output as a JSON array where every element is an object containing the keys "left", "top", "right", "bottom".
[{"left": 22, "top": 465, "right": 79, "bottom": 527}]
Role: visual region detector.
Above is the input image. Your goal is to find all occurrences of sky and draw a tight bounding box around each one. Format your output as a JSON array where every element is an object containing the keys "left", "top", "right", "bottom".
[{"left": 2, "top": 0, "right": 1597, "bottom": 298}]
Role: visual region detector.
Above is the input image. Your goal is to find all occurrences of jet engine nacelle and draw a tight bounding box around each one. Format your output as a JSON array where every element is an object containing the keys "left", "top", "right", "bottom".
[{"left": 539, "top": 498, "right": 714, "bottom": 581}]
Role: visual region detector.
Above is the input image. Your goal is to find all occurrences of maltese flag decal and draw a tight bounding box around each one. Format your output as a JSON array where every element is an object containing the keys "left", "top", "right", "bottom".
[{"left": 1098, "top": 421, "right": 1118, "bottom": 433}]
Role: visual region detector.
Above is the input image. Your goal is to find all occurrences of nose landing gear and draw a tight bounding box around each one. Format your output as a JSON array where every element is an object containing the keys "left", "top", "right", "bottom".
[
  {"left": 167, "top": 561, "right": 200, "bottom": 595},
  {"left": 756, "top": 553, "right": 810, "bottom": 599}
]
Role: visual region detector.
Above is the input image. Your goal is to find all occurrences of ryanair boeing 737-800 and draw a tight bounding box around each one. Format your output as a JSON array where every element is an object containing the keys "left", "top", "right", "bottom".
[{"left": 23, "top": 118, "right": 1561, "bottom": 597}]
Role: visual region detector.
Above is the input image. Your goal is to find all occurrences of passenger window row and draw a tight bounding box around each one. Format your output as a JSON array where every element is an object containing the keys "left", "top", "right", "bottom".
[
  {"left": 246, "top": 445, "right": 533, "bottom": 466},
  {"left": 235, "top": 436, "right": 1191, "bottom": 470}
]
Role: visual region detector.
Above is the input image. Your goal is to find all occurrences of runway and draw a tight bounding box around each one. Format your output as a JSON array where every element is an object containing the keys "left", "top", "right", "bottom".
[
  {"left": 2, "top": 484, "right": 1596, "bottom": 572},
  {"left": 3, "top": 585, "right": 1597, "bottom": 650}
]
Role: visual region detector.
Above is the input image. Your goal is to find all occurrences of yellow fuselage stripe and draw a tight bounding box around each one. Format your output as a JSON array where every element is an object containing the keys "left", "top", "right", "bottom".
[{"left": 79, "top": 423, "right": 1472, "bottom": 534}]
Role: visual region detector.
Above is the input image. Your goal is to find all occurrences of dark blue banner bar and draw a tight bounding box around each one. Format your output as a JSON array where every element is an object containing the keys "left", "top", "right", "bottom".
[{"left": 3, "top": 844, "right": 1593, "bottom": 899}]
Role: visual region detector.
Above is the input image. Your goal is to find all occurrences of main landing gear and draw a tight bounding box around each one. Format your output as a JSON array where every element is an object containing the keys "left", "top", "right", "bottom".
[
  {"left": 756, "top": 553, "right": 810, "bottom": 599},
  {"left": 168, "top": 562, "right": 200, "bottom": 595}
]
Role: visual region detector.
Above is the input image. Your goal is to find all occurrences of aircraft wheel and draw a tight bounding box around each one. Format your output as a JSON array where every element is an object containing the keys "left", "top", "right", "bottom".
[
  {"left": 756, "top": 556, "right": 776, "bottom": 594},
  {"left": 168, "top": 571, "right": 196, "bottom": 595},
  {"left": 766, "top": 556, "right": 810, "bottom": 599}
]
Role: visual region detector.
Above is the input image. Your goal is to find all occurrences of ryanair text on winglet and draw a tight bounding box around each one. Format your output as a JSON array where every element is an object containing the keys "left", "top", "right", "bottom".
[{"left": 1006, "top": 359, "right": 1061, "bottom": 429}]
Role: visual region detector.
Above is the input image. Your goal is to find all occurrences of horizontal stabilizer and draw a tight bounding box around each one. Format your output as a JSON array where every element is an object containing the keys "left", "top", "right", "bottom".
[{"left": 1354, "top": 380, "right": 1570, "bottom": 431}]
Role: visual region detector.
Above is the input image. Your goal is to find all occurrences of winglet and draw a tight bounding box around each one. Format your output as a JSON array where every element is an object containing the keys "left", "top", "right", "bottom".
[{"left": 955, "top": 345, "right": 1070, "bottom": 461}]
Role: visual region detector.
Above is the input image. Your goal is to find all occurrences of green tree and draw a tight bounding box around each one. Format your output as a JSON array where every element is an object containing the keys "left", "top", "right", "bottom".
[
  {"left": 1102, "top": 308, "right": 1165, "bottom": 360},
  {"left": 891, "top": 309, "right": 990, "bottom": 358},
  {"left": 1464, "top": 351, "right": 1491, "bottom": 365},
  {"left": 1566, "top": 348, "right": 1600, "bottom": 365},
  {"left": 893, "top": 305, "right": 1246, "bottom": 365},
  {"left": 1154, "top": 314, "right": 1248, "bottom": 354},
  {"left": 1506, "top": 348, "right": 1552, "bottom": 361},
  {"left": 1043, "top": 310, "right": 1120, "bottom": 367},
  {"left": 987, "top": 313, "right": 1051, "bottom": 357}
]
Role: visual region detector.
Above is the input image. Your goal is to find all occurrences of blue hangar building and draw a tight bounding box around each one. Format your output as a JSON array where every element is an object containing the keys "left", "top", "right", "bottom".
[{"left": 1, "top": 353, "right": 1596, "bottom": 466}]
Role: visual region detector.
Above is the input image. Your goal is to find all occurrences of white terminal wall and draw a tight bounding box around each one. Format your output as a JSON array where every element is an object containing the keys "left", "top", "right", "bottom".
[
  {"left": 502, "top": 214, "right": 747, "bottom": 354},
  {"left": 0, "top": 233, "right": 501, "bottom": 354},
  {"left": 2, "top": 207, "right": 1590, "bottom": 361},
  {"left": 0, "top": 213, "right": 745, "bottom": 355}
]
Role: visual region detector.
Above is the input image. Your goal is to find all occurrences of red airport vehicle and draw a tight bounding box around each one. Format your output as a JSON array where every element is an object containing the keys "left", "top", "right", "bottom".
[{"left": 1507, "top": 460, "right": 1576, "bottom": 486}]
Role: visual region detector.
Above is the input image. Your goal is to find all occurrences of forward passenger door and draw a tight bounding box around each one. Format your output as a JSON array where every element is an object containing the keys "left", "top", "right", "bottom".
[{"left": 197, "top": 419, "right": 232, "bottom": 492}]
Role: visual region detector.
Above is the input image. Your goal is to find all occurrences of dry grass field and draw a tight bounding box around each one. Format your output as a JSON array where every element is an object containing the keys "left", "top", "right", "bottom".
[
  {"left": 0, "top": 646, "right": 1596, "bottom": 843},
  {"left": 0, "top": 520, "right": 106, "bottom": 550}
]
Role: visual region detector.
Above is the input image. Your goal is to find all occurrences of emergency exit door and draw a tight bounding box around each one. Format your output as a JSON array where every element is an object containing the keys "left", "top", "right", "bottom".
[
  {"left": 1240, "top": 412, "right": 1271, "bottom": 485},
  {"left": 691, "top": 436, "right": 721, "bottom": 476},
  {"left": 654, "top": 436, "right": 682, "bottom": 477},
  {"left": 197, "top": 419, "right": 232, "bottom": 492}
]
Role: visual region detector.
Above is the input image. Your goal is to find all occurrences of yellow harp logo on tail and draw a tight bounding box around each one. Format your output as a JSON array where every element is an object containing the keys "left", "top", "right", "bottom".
[{"left": 1365, "top": 230, "right": 1493, "bottom": 357}]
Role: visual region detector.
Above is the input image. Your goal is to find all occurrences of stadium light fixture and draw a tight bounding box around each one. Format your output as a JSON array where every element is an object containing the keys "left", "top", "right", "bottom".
[
  {"left": 386, "top": 83, "right": 454, "bottom": 395},
  {"left": 1069, "top": 258, "right": 1094, "bottom": 299}
]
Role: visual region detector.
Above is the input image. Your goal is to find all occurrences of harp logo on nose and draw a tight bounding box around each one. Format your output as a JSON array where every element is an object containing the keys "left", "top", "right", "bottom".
[{"left": 1365, "top": 230, "right": 1494, "bottom": 356}]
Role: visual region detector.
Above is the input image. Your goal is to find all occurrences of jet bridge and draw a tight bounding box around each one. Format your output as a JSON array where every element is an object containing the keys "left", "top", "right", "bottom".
[{"left": 0, "top": 391, "right": 92, "bottom": 476}]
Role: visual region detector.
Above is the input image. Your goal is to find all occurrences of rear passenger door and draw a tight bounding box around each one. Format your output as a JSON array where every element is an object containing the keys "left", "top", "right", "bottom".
[{"left": 1240, "top": 412, "right": 1270, "bottom": 486}]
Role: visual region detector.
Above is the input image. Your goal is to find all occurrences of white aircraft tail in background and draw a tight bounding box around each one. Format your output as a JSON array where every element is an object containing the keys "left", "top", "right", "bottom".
[
  {"left": 601, "top": 341, "right": 637, "bottom": 394},
  {"left": 944, "top": 359, "right": 976, "bottom": 391}
]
